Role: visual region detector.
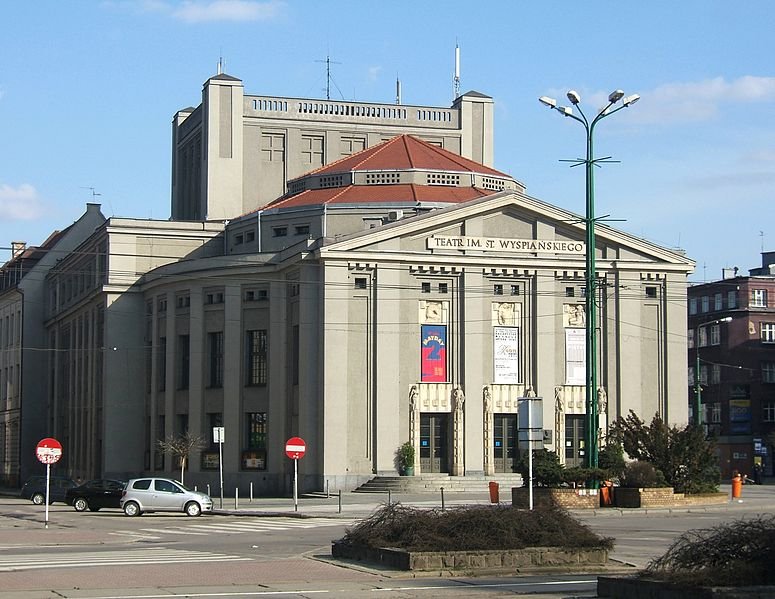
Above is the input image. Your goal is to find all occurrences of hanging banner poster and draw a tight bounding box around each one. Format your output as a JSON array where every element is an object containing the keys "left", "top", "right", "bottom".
[
  {"left": 493, "top": 326, "right": 519, "bottom": 383},
  {"left": 565, "top": 328, "right": 586, "bottom": 385},
  {"left": 421, "top": 324, "right": 447, "bottom": 382}
]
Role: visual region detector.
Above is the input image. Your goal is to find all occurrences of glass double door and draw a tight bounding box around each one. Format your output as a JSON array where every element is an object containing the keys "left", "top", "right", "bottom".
[
  {"left": 494, "top": 414, "right": 518, "bottom": 472},
  {"left": 419, "top": 414, "right": 449, "bottom": 473},
  {"left": 565, "top": 414, "right": 586, "bottom": 467}
]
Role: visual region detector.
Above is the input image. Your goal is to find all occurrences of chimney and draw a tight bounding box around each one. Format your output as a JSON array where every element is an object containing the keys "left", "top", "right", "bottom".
[{"left": 11, "top": 241, "right": 26, "bottom": 259}]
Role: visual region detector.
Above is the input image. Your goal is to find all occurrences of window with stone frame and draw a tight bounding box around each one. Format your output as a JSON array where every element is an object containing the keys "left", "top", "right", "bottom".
[
  {"left": 246, "top": 330, "right": 267, "bottom": 386},
  {"left": 207, "top": 331, "right": 224, "bottom": 388}
]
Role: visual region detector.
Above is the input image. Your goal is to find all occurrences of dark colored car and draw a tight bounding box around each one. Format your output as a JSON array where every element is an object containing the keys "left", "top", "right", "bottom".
[
  {"left": 66, "top": 479, "right": 127, "bottom": 512},
  {"left": 20, "top": 476, "right": 77, "bottom": 505}
]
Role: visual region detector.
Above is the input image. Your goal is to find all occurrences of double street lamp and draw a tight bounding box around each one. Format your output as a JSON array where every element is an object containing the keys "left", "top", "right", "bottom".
[
  {"left": 539, "top": 89, "right": 639, "bottom": 469},
  {"left": 693, "top": 316, "right": 733, "bottom": 428}
]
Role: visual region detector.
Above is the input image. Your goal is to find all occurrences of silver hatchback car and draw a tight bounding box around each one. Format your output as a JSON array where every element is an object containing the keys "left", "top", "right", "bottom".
[{"left": 120, "top": 477, "right": 213, "bottom": 516}]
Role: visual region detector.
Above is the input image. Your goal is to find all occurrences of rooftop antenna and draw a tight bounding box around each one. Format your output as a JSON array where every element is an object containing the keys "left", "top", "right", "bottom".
[
  {"left": 217, "top": 54, "right": 224, "bottom": 75},
  {"left": 453, "top": 41, "right": 460, "bottom": 99},
  {"left": 396, "top": 75, "right": 401, "bottom": 105},
  {"left": 316, "top": 53, "right": 342, "bottom": 100},
  {"left": 80, "top": 186, "right": 101, "bottom": 200}
]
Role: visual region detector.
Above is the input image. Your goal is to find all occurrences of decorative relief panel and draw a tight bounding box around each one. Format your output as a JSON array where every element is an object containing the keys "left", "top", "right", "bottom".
[
  {"left": 563, "top": 304, "right": 586, "bottom": 328},
  {"left": 491, "top": 302, "right": 521, "bottom": 326},
  {"left": 419, "top": 300, "right": 447, "bottom": 324}
]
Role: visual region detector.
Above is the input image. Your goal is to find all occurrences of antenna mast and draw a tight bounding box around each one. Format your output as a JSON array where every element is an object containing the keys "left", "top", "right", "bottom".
[
  {"left": 316, "top": 54, "right": 342, "bottom": 100},
  {"left": 453, "top": 42, "right": 460, "bottom": 99},
  {"left": 396, "top": 76, "right": 401, "bottom": 105}
]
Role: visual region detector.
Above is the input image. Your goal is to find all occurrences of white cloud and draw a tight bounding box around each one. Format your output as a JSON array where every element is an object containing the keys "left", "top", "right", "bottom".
[
  {"left": 0, "top": 184, "right": 46, "bottom": 220},
  {"left": 172, "top": 0, "right": 283, "bottom": 23}
]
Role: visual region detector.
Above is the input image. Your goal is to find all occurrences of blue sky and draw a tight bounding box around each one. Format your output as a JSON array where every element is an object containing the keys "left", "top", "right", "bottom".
[{"left": 1, "top": 1, "right": 773, "bottom": 283}]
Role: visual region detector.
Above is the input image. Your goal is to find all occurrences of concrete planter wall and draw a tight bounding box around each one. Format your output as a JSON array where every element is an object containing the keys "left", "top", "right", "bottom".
[{"left": 511, "top": 487, "right": 600, "bottom": 509}]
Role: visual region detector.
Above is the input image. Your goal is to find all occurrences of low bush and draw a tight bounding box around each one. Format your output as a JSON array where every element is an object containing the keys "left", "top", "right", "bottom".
[
  {"left": 620, "top": 460, "right": 668, "bottom": 488},
  {"left": 644, "top": 515, "right": 775, "bottom": 586},
  {"left": 336, "top": 502, "right": 614, "bottom": 553}
]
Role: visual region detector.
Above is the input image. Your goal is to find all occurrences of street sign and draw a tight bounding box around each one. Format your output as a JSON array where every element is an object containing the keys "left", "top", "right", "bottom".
[
  {"left": 285, "top": 437, "right": 306, "bottom": 459},
  {"left": 36, "top": 438, "right": 62, "bottom": 464}
]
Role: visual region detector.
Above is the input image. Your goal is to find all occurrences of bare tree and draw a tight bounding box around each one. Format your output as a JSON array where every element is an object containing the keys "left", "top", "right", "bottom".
[{"left": 156, "top": 432, "right": 206, "bottom": 485}]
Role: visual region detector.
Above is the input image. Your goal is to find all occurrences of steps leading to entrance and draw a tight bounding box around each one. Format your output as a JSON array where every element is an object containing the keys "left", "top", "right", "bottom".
[{"left": 353, "top": 473, "right": 523, "bottom": 494}]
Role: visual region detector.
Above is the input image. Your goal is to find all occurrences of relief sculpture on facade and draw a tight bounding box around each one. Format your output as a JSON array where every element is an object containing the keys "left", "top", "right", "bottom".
[
  {"left": 482, "top": 385, "right": 493, "bottom": 475},
  {"left": 452, "top": 386, "right": 465, "bottom": 476}
]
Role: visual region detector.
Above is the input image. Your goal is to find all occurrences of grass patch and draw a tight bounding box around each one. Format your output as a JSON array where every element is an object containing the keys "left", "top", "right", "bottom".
[
  {"left": 643, "top": 515, "right": 775, "bottom": 586},
  {"left": 336, "top": 502, "right": 613, "bottom": 553}
]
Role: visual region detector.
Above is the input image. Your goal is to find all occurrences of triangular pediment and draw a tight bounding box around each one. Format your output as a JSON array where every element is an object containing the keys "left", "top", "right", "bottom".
[{"left": 317, "top": 191, "right": 694, "bottom": 272}]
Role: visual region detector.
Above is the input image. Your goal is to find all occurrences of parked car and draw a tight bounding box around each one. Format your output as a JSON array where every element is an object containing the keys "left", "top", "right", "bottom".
[
  {"left": 20, "top": 476, "right": 77, "bottom": 505},
  {"left": 66, "top": 479, "right": 126, "bottom": 512},
  {"left": 120, "top": 477, "right": 213, "bottom": 517}
]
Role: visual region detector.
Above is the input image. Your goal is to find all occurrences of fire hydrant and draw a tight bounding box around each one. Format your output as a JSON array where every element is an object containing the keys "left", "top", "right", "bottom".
[{"left": 731, "top": 473, "right": 743, "bottom": 500}]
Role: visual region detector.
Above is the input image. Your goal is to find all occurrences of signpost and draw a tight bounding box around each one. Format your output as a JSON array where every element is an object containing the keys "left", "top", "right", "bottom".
[
  {"left": 213, "top": 427, "right": 225, "bottom": 508},
  {"left": 517, "top": 397, "right": 543, "bottom": 511},
  {"left": 285, "top": 437, "right": 306, "bottom": 512},
  {"left": 35, "top": 437, "right": 62, "bottom": 528}
]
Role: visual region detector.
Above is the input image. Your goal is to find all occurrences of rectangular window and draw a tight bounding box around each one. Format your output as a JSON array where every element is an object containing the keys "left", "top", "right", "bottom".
[
  {"left": 752, "top": 289, "right": 768, "bottom": 307},
  {"left": 261, "top": 133, "right": 286, "bottom": 162},
  {"left": 728, "top": 290, "right": 737, "bottom": 309},
  {"left": 301, "top": 135, "right": 324, "bottom": 167},
  {"left": 272, "top": 227, "right": 288, "bottom": 237},
  {"left": 689, "top": 298, "right": 697, "bottom": 315},
  {"left": 246, "top": 330, "right": 267, "bottom": 386},
  {"left": 646, "top": 286, "right": 657, "bottom": 299},
  {"left": 354, "top": 277, "right": 367, "bottom": 290},
  {"left": 494, "top": 284, "right": 503, "bottom": 296},
  {"left": 701, "top": 296, "right": 709, "bottom": 312},
  {"left": 763, "top": 363, "right": 775, "bottom": 383},
  {"left": 340, "top": 136, "right": 366, "bottom": 157},
  {"left": 234, "top": 234, "right": 244, "bottom": 245},
  {"left": 177, "top": 335, "right": 190, "bottom": 390},
  {"left": 246, "top": 231, "right": 255, "bottom": 242},
  {"left": 764, "top": 402, "right": 775, "bottom": 423},
  {"left": 710, "top": 364, "right": 721, "bottom": 385},
  {"left": 762, "top": 323, "right": 775, "bottom": 343},
  {"left": 565, "top": 287, "right": 575, "bottom": 297},
  {"left": 710, "top": 324, "right": 721, "bottom": 345},
  {"left": 687, "top": 329, "right": 695, "bottom": 349},
  {"left": 208, "top": 332, "right": 224, "bottom": 388},
  {"left": 242, "top": 412, "right": 267, "bottom": 470},
  {"left": 438, "top": 283, "right": 448, "bottom": 294},
  {"left": 698, "top": 326, "right": 708, "bottom": 347},
  {"left": 421, "top": 282, "right": 431, "bottom": 293},
  {"left": 714, "top": 293, "right": 723, "bottom": 311},
  {"left": 710, "top": 402, "right": 722, "bottom": 423},
  {"left": 294, "top": 224, "right": 310, "bottom": 236},
  {"left": 510, "top": 285, "right": 520, "bottom": 296}
]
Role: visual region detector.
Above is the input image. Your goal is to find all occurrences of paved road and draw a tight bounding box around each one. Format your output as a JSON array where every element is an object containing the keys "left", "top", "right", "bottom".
[{"left": 0, "top": 483, "right": 772, "bottom": 598}]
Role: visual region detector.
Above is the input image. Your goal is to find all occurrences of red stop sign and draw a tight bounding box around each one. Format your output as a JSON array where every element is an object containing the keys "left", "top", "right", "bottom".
[
  {"left": 36, "top": 438, "right": 63, "bottom": 464},
  {"left": 285, "top": 437, "right": 306, "bottom": 459}
]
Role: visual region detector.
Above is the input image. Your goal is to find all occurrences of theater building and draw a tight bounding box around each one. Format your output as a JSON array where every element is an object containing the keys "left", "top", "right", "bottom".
[{"left": 139, "top": 135, "right": 693, "bottom": 493}]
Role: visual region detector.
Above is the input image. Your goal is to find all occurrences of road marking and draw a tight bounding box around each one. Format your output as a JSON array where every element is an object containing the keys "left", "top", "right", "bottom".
[{"left": 0, "top": 548, "right": 251, "bottom": 571}]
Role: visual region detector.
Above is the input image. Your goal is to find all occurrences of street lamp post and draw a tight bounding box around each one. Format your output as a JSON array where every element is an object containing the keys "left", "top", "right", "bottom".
[
  {"left": 693, "top": 316, "right": 733, "bottom": 428},
  {"left": 539, "top": 89, "right": 639, "bottom": 469}
]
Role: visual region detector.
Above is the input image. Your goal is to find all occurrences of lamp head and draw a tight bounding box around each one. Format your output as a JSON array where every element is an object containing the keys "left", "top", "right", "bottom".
[
  {"left": 622, "top": 93, "right": 640, "bottom": 107},
  {"left": 608, "top": 89, "right": 625, "bottom": 103},
  {"left": 539, "top": 96, "right": 557, "bottom": 108},
  {"left": 566, "top": 90, "right": 581, "bottom": 105},
  {"left": 557, "top": 106, "right": 573, "bottom": 116}
]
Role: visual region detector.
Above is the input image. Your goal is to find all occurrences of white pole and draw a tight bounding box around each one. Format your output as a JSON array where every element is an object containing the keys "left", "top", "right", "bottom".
[
  {"left": 528, "top": 398, "right": 533, "bottom": 511},
  {"left": 45, "top": 462, "right": 50, "bottom": 529},
  {"left": 218, "top": 438, "right": 224, "bottom": 509},
  {"left": 293, "top": 458, "right": 299, "bottom": 512}
]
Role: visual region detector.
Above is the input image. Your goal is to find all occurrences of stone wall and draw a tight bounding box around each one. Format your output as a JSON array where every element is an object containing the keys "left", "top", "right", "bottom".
[
  {"left": 511, "top": 487, "right": 600, "bottom": 509},
  {"left": 614, "top": 488, "right": 728, "bottom": 508}
]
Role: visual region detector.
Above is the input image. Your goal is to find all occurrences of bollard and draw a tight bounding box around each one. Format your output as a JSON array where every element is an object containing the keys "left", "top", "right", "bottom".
[
  {"left": 250, "top": 482, "right": 253, "bottom": 503},
  {"left": 207, "top": 484, "right": 211, "bottom": 497},
  {"left": 388, "top": 489, "right": 391, "bottom": 505},
  {"left": 338, "top": 489, "right": 342, "bottom": 514},
  {"left": 732, "top": 474, "right": 743, "bottom": 500},
  {"left": 441, "top": 487, "right": 445, "bottom": 511},
  {"left": 235, "top": 487, "right": 239, "bottom": 510}
]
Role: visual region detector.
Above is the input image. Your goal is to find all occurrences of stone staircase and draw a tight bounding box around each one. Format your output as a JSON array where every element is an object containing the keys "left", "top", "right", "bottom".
[{"left": 353, "top": 473, "right": 523, "bottom": 494}]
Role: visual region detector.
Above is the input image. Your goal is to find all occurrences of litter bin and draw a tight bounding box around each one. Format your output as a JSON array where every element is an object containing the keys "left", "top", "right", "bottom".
[
  {"left": 488, "top": 481, "right": 499, "bottom": 503},
  {"left": 600, "top": 480, "right": 613, "bottom": 507},
  {"left": 732, "top": 474, "right": 742, "bottom": 499}
]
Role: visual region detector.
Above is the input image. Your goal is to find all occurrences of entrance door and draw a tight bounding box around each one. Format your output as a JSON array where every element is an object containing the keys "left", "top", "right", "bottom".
[
  {"left": 494, "top": 414, "right": 518, "bottom": 472},
  {"left": 419, "top": 414, "right": 449, "bottom": 473},
  {"left": 564, "top": 414, "right": 586, "bottom": 467}
]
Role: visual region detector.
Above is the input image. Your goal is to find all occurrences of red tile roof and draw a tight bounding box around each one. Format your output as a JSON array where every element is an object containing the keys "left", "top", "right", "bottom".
[
  {"left": 267, "top": 184, "right": 490, "bottom": 210},
  {"left": 301, "top": 134, "right": 509, "bottom": 178}
]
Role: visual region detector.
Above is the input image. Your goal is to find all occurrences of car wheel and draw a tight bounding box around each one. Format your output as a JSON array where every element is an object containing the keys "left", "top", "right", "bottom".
[
  {"left": 123, "top": 501, "right": 142, "bottom": 517},
  {"left": 73, "top": 497, "right": 89, "bottom": 512},
  {"left": 185, "top": 501, "right": 202, "bottom": 517},
  {"left": 31, "top": 493, "right": 45, "bottom": 505}
]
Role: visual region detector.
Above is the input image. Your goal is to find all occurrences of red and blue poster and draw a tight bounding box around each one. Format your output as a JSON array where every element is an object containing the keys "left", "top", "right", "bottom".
[{"left": 421, "top": 325, "right": 447, "bottom": 382}]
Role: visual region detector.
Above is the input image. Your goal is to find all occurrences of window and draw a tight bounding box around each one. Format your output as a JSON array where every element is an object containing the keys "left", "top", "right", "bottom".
[
  {"left": 421, "top": 282, "right": 431, "bottom": 294},
  {"left": 764, "top": 402, "right": 775, "bottom": 423},
  {"left": 752, "top": 289, "right": 767, "bottom": 307},
  {"left": 688, "top": 329, "right": 695, "bottom": 349},
  {"left": 246, "top": 231, "right": 255, "bottom": 243},
  {"left": 272, "top": 227, "right": 288, "bottom": 237},
  {"left": 158, "top": 297, "right": 167, "bottom": 312},
  {"left": 206, "top": 292, "right": 224, "bottom": 305},
  {"left": 714, "top": 293, "right": 723, "bottom": 311},
  {"left": 762, "top": 323, "right": 775, "bottom": 343},
  {"left": 728, "top": 290, "right": 737, "bottom": 309},
  {"left": 234, "top": 234, "right": 244, "bottom": 245},
  {"left": 208, "top": 332, "right": 224, "bottom": 388},
  {"left": 494, "top": 284, "right": 503, "bottom": 296},
  {"left": 710, "top": 323, "right": 721, "bottom": 345},
  {"left": 246, "top": 330, "right": 267, "bottom": 386},
  {"left": 261, "top": 133, "right": 285, "bottom": 162},
  {"left": 510, "top": 285, "right": 520, "bottom": 296},
  {"left": 762, "top": 362, "right": 775, "bottom": 383},
  {"left": 709, "top": 402, "right": 721, "bottom": 423},
  {"left": 565, "top": 287, "right": 575, "bottom": 297},
  {"left": 243, "top": 412, "right": 267, "bottom": 470},
  {"left": 697, "top": 326, "right": 708, "bottom": 347},
  {"left": 301, "top": 135, "right": 324, "bottom": 167},
  {"left": 340, "top": 136, "right": 366, "bottom": 157},
  {"left": 689, "top": 298, "right": 698, "bottom": 315},
  {"left": 354, "top": 278, "right": 367, "bottom": 290},
  {"left": 294, "top": 224, "right": 310, "bottom": 236},
  {"left": 701, "top": 296, "right": 709, "bottom": 313},
  {"left": 646, "top": 286, "right": 658, "bottom": 299},
  {"left": 438, "top": 283, "right": 448, "bottom": 294},
  {"left": 699, "top": 364, "right": 708, "bottom": 385},
  {"left": 177, "top": 335, "right": 190, "bottom": 390},
  {"left": 176, "top": 294, "right": 190, "bottom": 309},
  {"left": 710, "top": 364, "right": 721, "bottom": 384}
]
